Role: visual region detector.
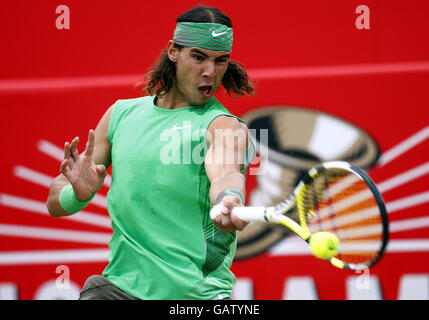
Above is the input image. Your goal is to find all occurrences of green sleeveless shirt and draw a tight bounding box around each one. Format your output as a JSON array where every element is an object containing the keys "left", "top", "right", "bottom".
[{"left": 102, "top": 96, "right": 254, "bottom": 300}]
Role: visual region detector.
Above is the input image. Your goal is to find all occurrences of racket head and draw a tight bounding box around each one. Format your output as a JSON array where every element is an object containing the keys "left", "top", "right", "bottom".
[{"left": 295, "top": 161, "right": 389, "bottom": 270}]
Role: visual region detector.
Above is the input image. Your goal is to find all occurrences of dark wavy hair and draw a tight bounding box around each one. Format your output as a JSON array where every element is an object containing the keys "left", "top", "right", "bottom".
[{"left": 140, "top": 6, "right": 255, "bottom": 98}]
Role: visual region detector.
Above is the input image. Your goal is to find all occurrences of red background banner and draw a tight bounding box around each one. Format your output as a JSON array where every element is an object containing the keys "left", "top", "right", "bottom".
[{"left": 1, "top": 0, "right": 428, "bottom": 300}]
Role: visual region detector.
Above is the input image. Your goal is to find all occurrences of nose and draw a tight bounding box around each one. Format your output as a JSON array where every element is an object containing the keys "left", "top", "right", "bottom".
[{"left": 202, "top": 60, "right": 216, "bottom": 79}]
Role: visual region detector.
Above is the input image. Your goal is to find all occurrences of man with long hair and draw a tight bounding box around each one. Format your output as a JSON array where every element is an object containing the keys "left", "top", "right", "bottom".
[{"left": 46, "top": 5, "right": 255, "bottom": 300}]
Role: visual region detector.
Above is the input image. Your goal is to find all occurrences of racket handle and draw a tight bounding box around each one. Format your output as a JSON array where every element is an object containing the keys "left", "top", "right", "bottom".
[{"left": 232, "top": 207, "right": 269, "bottom": 222}]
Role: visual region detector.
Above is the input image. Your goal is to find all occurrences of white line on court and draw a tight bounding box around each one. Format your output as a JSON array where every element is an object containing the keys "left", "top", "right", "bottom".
[
  {"left": 13, "top": 165, "right": 107, "bottom": 209},
  {"left": 0, "top": 193, "right": 111, "bottom": 229},
  {"left": 378, "top": 126, "right": 429, "bottom": 167},
  {"left": 0, "top": 248, "right": 110, "bottom": 265},
  {"left": 0, "top": 224, "right": 111, "bottom": 245}
]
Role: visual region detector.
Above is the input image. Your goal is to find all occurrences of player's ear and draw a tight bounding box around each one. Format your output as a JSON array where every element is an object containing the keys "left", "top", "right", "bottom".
[{"left": 167, "top": 40, "right": 179, "bottom": 62}]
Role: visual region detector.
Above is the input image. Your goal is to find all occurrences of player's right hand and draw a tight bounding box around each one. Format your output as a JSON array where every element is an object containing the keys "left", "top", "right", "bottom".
[
  {"left": 60, "top": 129, "right": 106, "bottom": 201},
  {"left": 210, "top": 195, "right": 248, "bottom": 233}
]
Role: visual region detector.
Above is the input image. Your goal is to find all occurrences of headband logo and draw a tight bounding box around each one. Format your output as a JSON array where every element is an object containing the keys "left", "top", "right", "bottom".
[{"left": 212, "top": 30, "right": 226, "bottom": 37}]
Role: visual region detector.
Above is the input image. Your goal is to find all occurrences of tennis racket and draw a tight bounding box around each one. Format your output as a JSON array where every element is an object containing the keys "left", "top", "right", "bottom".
[{"left": 230, "top": 161, "right": 388, "bottom": 270}]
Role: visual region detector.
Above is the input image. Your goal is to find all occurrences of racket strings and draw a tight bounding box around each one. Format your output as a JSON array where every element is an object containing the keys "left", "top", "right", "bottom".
[{"left": 302, "top": 169, "right": 384, "bottom": 266}]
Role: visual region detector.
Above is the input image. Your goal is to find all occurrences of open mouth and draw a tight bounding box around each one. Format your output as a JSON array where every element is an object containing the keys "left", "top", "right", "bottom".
[{"left": 198, "top": 85, "right": 213, "bottom": 97}]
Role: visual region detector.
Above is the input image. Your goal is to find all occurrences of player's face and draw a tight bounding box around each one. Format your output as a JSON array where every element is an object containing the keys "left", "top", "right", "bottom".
[{"left": 173, "top": 45, "right": 230, "bottom": 106}]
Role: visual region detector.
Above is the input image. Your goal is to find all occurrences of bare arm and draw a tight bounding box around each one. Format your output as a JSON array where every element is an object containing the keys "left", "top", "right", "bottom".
[
  {"left": 46, "top": 105, "right": 113, "bottom": 217},
  {"left": 205, "top": 115, "right": 249, "bottom": 233}
]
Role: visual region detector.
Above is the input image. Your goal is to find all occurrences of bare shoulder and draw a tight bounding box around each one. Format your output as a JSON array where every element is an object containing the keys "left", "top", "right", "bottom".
[
  {"left": 92, "top": 104, "right": 115, "bottom": 167},
  {"left": 206, "top": 115, "right": 249, "bottom": 147},
  {"left": 208, "top": 115, "right": 243, "bottom": 131},
  {"left": 99, "top": 104, "right": 115, "bottom": 127},
  {"left": 94, "top": 104, "right": 115, "bottom": 137}
]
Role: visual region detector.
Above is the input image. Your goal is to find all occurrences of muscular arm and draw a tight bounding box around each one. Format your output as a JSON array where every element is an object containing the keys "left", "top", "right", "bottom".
[
  {"left": 46, "top": 105, "right": 113, "bottom": 217},
  {"left": 205, "top": 115, "right": 249, "bottom": 233}
]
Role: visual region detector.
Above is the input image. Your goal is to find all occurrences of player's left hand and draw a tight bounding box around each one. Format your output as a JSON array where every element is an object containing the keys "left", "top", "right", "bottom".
[{"left": 210, "top": 195, "right": 248, "bottom": 233}]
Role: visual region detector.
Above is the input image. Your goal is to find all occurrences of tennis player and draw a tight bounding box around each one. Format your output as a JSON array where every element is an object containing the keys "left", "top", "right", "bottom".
[{"left": 46, "top": 5, "right": 255, "bottom": 300}]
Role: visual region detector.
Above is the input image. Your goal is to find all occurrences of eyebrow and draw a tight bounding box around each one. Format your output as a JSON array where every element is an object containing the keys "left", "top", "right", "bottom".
[{"left": 190, "top": 48, "right": 230, "bottom": 59}]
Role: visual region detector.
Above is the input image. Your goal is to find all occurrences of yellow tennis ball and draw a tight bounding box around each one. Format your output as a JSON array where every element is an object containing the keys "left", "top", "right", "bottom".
[{"left": 308, "top": 232, "right": 340, "bottom": 260}]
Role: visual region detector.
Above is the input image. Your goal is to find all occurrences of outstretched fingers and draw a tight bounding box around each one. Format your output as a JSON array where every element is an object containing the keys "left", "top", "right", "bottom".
[
  {"left": 60, "top": 159, "right": 72, "bottom": 181},
  {"left": 64, "top": 136, "right": 79, "bottom": 163},
  {"left": 64, "top": 141, "right": 71, "bottom": 161},
  {"left": 84, "top": 129, "right": 95, "bottom": 158},
  {"left": 70, "top": 136, "right": 80, "bottom": 162}
]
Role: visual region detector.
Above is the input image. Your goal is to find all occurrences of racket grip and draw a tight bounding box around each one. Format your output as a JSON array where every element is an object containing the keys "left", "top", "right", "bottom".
[{"left": 232, "top": 207, "right": 268, "bottom": 222}]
